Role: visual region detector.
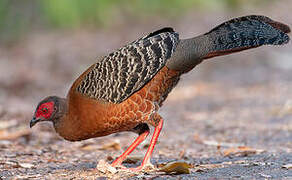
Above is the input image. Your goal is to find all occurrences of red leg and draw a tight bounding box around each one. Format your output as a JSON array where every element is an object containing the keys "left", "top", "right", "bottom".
[
  {"left": 111, "top": 130, "right": 149, "bottom": 167},
  {"left": 130, "top": 118, "right": 164, "bottom": 171}
]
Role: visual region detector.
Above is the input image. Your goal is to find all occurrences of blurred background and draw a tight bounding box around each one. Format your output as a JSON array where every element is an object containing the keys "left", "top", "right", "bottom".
[
  {"left": 0, "top": 0, "right": 291, "bottom": 117},
  {"left": 1, "top": 0, "right": 292, "bottom": 139},
  {"left": 0, "top": 0, "right": 291, "bottom": 178}
]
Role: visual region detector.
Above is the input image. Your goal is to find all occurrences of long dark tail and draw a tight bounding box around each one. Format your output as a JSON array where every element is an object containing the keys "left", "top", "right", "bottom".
[{"left": 166, "top": 15, "right": 290, "bottom": 73}]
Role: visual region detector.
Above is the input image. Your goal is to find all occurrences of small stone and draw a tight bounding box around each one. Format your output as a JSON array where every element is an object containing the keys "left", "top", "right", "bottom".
[{"left": 19, "top": 162, "right": 35, "bottom": 169}]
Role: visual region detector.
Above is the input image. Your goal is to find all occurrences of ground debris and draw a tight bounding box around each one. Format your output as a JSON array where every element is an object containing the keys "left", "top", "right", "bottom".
[
  {"left": 158, "top": 161, "right": 192, "bottom": 174},
  {"left": 282, "top": 164, "right": 292, "bottom": 169},
  {"left": 223, "top": 146, "right": 265, "bottom": 157},
  {"left": 1, "top": 160, "right": 35, "bottom": 169},
  {"left": 201, "top": 140, "right": 244, "bottom": 148},
  {"left": 194, "top": 162, "right": 226, "bottom": 172},
  {"left": 259, "top": 173, "right": 272, "bottom": 178},
  {"left": 18, "top": 162, "right": 35, "bottom": 168},
  {"left": 96, "top": 159, "right": 117, "bottom": 174},
  {"left": 12, "top": 174, "right": 43, "bottom": 179}
]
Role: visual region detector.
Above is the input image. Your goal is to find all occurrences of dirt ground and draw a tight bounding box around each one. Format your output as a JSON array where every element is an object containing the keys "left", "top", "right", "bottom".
[{"left": 0, "top": 6, "right": 292, "bottom": 179}]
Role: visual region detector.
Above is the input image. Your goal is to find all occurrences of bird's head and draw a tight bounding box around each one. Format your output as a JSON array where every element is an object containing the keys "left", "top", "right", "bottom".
[{"left": 30, "top": 96, "right": 66, "bottom": 128}]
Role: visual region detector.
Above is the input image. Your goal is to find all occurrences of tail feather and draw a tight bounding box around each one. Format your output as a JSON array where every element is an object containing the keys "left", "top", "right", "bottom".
[
  {"left": 206, "top": 15, "right": 290, "bottom": 35},
  {"left": 204, "top": 15, "right": 290, "bottom": 59},
  {"left": 166, "top": 15, "right": 290, "bottom": 72}
]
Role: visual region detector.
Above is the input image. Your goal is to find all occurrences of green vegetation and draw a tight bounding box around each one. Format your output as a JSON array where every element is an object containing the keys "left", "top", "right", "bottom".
[{"left": 0, "top": 0, "right": 269, "bottom": 42}]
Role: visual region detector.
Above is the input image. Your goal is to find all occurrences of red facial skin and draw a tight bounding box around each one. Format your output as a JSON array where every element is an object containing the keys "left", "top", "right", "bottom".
[{"left": 35, "top": 101, "right": 54, "bottom": 120}]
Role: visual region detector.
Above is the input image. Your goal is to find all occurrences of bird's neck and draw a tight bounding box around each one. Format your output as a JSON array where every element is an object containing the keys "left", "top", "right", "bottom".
[{"left": 52, "top": 97, "right": 68, "bottom": 132}]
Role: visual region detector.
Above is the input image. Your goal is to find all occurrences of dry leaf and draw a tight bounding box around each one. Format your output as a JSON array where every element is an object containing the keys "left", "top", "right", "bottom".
[
  {"left": 159, "top": 161, "right": 191, "bottom": 174},
  {"left": 99, "top": 140, "right": 121, "bottom": 151},
  {"left": 223, "top": 146, "right": 264, "bottom": 157},
  {"left": 282, "top": 164, "right": 292, "bottom": 169}
]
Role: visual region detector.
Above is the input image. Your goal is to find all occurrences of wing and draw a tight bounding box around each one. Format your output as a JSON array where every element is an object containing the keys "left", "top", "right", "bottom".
[{"left": 76, "top": 28, "right": 179, "bottom": 103}]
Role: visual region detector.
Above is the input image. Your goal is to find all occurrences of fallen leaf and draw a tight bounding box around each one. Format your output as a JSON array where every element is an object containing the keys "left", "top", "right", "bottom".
[
  {"left": 99, "top": 140, "right": 121, "bottom": 151},
  {"left": 282, "top": 164, "right": 292, "bottom": 169},
  {"left": 159, "top": 161, "right": 191, "bottom": 174},
  {"left": 223, "top": 146, "right": 264, "bottom": 157}
]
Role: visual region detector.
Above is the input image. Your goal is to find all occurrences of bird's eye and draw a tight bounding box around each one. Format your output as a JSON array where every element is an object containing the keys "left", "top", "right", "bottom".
[{"left": 42, "top": 107, "right": 48, "bottom": 113}]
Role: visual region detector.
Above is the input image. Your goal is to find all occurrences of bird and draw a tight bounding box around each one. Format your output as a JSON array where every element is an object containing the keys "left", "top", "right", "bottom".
[{"left": 30, "top": 15, "right": 290, "bottom": 171}]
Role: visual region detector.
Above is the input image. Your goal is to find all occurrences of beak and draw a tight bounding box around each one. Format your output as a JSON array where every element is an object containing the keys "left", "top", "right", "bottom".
[{"left": 30, "top": 117, "right": 40, "bottom": 128}]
